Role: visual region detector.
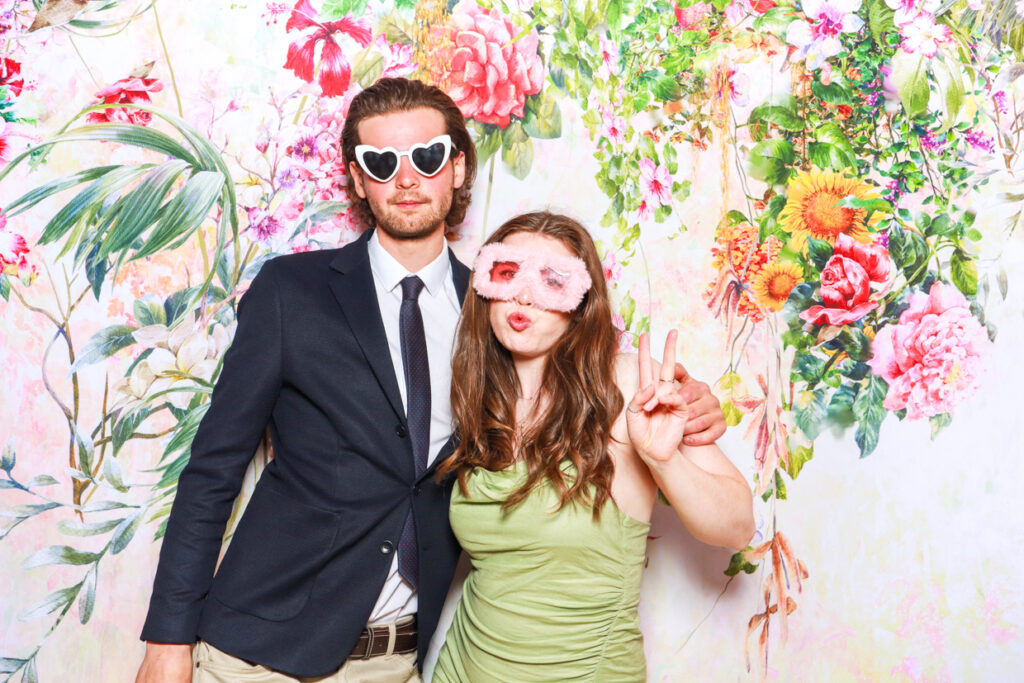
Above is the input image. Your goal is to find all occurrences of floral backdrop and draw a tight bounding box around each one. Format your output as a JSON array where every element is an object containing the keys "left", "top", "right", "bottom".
[{"left": 2, "top": 0, "right": 1023, "bottom": 680}]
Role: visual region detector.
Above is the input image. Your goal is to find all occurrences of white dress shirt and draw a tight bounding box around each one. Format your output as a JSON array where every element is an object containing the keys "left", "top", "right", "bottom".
[{"left": 366, "top": 229, "right": 461, "bottom": 624}]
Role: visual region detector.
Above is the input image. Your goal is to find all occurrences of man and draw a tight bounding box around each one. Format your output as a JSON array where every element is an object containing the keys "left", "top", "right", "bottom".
[{"left": 136, "top": 77, "right": 727, "bottom": 682}]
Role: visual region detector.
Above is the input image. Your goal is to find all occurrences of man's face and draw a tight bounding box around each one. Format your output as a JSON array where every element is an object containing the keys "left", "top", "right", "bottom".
[{"left": 349, "top": 107, "right": 466, "bottom": 241}]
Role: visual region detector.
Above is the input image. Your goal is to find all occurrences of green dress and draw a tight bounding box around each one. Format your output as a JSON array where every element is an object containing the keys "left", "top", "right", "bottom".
[{"left": 433, "top": 461, "right": 650, "bottom": 682}]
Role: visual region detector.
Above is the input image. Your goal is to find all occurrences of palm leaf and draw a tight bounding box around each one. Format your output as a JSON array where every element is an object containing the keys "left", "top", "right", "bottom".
[
  {"left": 37, "top": 165, "right": 154, "bottom": 246},
  {"left": 97, "top": 159, "right": 192, "bottom": 257}
]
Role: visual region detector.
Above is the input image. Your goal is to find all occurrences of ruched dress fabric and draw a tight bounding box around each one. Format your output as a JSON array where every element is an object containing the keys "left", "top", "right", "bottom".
[{"left": 433, "top": 461, "right": 650, "bottom": 682}]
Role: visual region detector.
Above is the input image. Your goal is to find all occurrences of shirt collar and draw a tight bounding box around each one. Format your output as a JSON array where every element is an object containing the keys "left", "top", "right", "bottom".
[{"left": 367, "top": 228, "right": 451, "bottom": 295}]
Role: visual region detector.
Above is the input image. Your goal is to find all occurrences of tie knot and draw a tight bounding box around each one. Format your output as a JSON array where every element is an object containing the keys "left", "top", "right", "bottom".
[{"left": 401, "top": 275, "right": 425, "bottom": 301}]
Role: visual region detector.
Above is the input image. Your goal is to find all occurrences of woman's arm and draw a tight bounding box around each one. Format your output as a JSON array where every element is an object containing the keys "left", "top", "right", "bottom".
[{"left": 622, "top": 332, "right": 755, "bottom": 550}]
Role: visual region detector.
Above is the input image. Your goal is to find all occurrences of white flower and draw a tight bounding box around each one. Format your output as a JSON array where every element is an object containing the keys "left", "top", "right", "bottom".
[
  {"left": 786, "top": 0, "right": 865, "bottom": 70},
  {"left": 900, "top": 13, "right": 952, "bottom": 58}
]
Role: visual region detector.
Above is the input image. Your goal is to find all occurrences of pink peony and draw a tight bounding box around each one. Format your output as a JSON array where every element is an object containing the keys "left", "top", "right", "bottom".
[
  {"left": 85, "top": 77, "right": 165, "bottom": 126},
  {"left": 800, "top": 233, "right": 891, "bottom": 326},
  {"left": 868, "top": 282, "right": 987, "bottom": 419},
  {"left": 447, "top": 1, "right": 544, "bottom": 128}
]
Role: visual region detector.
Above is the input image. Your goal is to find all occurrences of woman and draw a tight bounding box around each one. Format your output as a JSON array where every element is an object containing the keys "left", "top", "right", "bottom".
[{"left": 434, "top": 212, "right": 754, "bottom": 682}]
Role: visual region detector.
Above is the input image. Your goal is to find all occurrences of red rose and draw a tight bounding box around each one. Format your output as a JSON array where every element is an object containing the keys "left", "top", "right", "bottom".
[
  {"left": 752, "top": 0, "right": 777, "bottom": 13},
  {"left": 85, "top": 77, "right": 165, "bottom": 126},
  {"left": 800, "top": 233, "right": 891, "bottom": 326}
]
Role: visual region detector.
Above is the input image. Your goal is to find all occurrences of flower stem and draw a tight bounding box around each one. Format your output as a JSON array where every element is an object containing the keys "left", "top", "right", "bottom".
[
  {"left": 67, "top": 35, "right": 100, "bottom": 89},
  {"left": 152, "top": 1, "right": 183, "bottom": 117}
]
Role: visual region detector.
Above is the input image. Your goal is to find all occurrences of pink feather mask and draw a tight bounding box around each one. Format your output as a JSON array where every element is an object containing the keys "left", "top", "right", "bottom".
[{"left": 472, "top": 242, "right": 593, "bottom": 312}]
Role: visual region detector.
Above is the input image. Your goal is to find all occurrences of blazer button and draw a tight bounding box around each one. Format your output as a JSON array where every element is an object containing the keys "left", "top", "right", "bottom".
[
  {"left": 413, "top": 485, "right": 421, "bottom": 496},
  {"left": 380, "top": 540, "right": 394, "bottom": 555},
  {"left": 395, "top": 424, "right": 408, "bottom": 438}
]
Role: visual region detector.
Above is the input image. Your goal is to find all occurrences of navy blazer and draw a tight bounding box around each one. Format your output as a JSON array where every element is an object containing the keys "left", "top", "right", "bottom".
[{"left": 141, "top": 229, "right": 467, "bottom": 677}]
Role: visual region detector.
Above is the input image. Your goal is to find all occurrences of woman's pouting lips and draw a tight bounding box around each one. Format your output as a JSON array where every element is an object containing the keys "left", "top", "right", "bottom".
[{"left": 507, "top": 312, "right": 531, "bottom": 331}]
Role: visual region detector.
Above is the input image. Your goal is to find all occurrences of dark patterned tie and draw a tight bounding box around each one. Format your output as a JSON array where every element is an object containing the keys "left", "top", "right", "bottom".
[{"left": 397, "top": 275, "right": 429, "bottom": 588}]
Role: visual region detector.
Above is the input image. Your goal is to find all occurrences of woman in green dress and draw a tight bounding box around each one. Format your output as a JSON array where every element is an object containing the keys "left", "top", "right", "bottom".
[{"left": 434, "top": 212, "right": 755, "bottom": 682}]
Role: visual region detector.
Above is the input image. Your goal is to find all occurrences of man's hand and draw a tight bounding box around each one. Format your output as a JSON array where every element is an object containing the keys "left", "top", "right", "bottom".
[
  {"left": 673, "top": 362, "right": 726, "bottom": 447},
  {"left": 136, "top": 642, "right": 193, "bottom": 683}
]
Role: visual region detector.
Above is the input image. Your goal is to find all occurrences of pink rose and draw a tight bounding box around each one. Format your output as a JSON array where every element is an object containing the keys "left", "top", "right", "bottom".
[
  {"left": 447, "top": 1, "right": 544, "bottom": 128},
  {"left": 868, "top": 282, "right": 987, "bottom": 419},
  {"left": 800, "top": 234, "right": 891, "bottom": 326}
]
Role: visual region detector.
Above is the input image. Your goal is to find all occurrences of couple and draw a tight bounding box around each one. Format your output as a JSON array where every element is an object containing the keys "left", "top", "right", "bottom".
[{"left": 136, "top": 77, "right": 754, "bottom": 682}]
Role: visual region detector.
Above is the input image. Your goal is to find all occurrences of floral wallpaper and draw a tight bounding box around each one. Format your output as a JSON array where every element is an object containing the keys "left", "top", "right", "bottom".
[{"left": 1, "top": 0, "right": 1022, "bottom": 680}]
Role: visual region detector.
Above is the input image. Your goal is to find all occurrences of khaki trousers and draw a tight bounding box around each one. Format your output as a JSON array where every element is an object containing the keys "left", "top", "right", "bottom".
[{"left": 192, "top": 640, "right": 421, "bottom": 683}]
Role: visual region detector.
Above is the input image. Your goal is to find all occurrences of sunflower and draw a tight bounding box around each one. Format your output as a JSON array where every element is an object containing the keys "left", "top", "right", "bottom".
[
  {"left": 779, "top": 170, "right": 882, "bottom": 246},
  {"left": 753, "top": 261, "right": 803, "bottom": 311}
]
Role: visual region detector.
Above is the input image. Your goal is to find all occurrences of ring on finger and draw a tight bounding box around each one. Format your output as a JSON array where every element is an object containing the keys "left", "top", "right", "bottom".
[{"left": 626, "top": 406, "right": 642, "bottom": 414}]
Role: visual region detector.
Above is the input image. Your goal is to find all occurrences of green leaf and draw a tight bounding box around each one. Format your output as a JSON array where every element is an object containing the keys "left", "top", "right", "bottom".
[
  {"left": 724, "top": 549, "right": 759, "bottom": 576},
  {"left": 351, "top": 44, "right": 386, "bottom": 89},
  {"left": 522, "top": 89, "right": 562, "bottom": 139},
  {"left": 722, "top": 401, "right": 744, "bottom": 427},
  {"left": 785, "top": 444, "right": 814, "bottom": 479},
  {"left": 837, "top": 195, "right": 892, "bottom": 215},
  {"left": 891, "top": 49, "right": 931, "bottom": 119},
  {"left": 794, "top": 388, "right": 828, "bottom": 440},
  {"left": 132, "top": 171, "right": 224, "bottom": 260},
  {"left": 112, "top": 406, "right": 151, "bottom": 456},
  {"left": 933, "top": 56, "right": 965, "bottom": 129},
  {"left": 19, "top": 586, "right": 78, "bottom": 621},
  {"left": 774, "top": 470, "right": 787, "bottom": 499},
  {"left": 25, "top": 475, "right": 59, "bottom": 488},
  {"left": 500, "top": 122, "right": 534, "bottom": 180},
  {"left": 3, "top": 165, "right": 119, "bottom": 217},
  {"left": 134, "top": 294, "right": 167, "bottom": 327},
  {"left": 164, "top": 287, "right": 200, "bottom": 327},
  {"left": 673, "top": 180, "right": 691, "bottom": 203},
  {"left": 98, "top": 159, "right": 192, "bottom": 258},
  {"left": 70, "top": 324, "right": 137, "bottom": 371},
  {"left": 0, "top": 659, "right": 27, "bottom": 675},
  {"left": 855, "top": 407, "right": 884, "bottom": 457},
  {"left": 57, "top": 518, "right": 124, "bottom": 537},
  {"left": 826, "top": 383, "right": 858, "bottom": 427},
  {"left": 652, "top": 74, "right": 681, "bottom": 101},
  {"left": 834, "top": 327, "right": 874, "bottom": 362},
  {"left": 950, "top": 249, "right": 978, "bottom": 296},
  {"left": 78, "top": 565, "right": 97, "bottom": 625},
  {"left": 23, "top": 545, "right": 102, "bottom": 569},
  {"left": 22, "top": 658, "right": 38, "bottom": 683},
  {"left": 109, "top": 509, "right": 144, "bottom": 554},
  {"left": 103, "top": 455, "right": 129, "bottom": 493},
  {"left": 0, "top": 440, "right": 14, "bottom": 472},
  {"left": 748, "top": 103, "right": 805, "bottom": 132},
  {"left": 2, "top": 502, "right": 60, "bottom": 519},
  {"left": 37, "top": 165, "right": 154, "bottom": 246},
  {"left": 929, "top": 412, "right": 952, "bottom": 439},
  {"left": 887, "top": 225, "right": 930, "bottom": 284},
  {"left": 868, "top": 0, "right": 896, "bottom": 45},
  {"left": 748, "top": 138, "right": 794, "bottom": 185},
  {"left": 853, "top": 375, "right": 888, "bottom": 419},
  {"left": 84, "top": 244, "right": 108, "bottom": 299},
  {"left": 806, "top": 236, "right": 834, "bottom": 271},
  {"left": 811, "top": 81, "right": 853, "bottom": 105}
]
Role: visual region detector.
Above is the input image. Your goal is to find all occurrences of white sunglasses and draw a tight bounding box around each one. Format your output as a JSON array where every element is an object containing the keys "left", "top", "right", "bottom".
[{"left": 354, "top": 134, "right": 454, "bottom": 183}]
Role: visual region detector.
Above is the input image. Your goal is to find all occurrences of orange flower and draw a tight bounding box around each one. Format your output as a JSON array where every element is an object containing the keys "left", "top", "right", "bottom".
[
  {"left": 779, "top": 170, "right": 882, "bottom": 246},
  {"left": 704, "top": 221, "right": 783, "bottom": 322},
  {"left": 753, "top": 262, "right": 803, "bottom": 311}
]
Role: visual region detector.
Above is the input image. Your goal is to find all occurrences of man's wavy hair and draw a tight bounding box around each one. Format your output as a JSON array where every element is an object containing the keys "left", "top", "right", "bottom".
[
  {"left": 341, "top": 78, "right": 477, "bottom": 230},
  {"left": 439, "top": 212, "right": 623, "bottom": 519}
]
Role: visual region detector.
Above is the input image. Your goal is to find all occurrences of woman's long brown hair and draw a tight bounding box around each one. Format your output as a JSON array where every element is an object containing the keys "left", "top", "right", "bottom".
[{"left": 439, "top": 212, "right": 623, "bottom": 518}]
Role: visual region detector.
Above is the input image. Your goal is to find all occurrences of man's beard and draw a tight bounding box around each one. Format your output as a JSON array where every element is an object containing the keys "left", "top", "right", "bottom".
[{"left": 373, "top": 193, "right": 452, "bottom": 241}]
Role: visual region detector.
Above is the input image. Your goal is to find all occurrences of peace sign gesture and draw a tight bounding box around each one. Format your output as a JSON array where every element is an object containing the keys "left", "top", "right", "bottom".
[{"left": 626, "top": 330, "right": 689, "bottom": 464}]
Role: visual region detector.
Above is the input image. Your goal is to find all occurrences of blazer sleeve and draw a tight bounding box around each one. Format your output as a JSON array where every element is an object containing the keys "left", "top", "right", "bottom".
[{"left": 140, "top": 259, "right": 283, "bottom": 643}]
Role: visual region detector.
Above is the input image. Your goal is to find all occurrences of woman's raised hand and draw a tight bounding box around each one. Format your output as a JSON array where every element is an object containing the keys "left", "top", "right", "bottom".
[{"left": 626, "top": 331, "right": 689, "bottom": 464}]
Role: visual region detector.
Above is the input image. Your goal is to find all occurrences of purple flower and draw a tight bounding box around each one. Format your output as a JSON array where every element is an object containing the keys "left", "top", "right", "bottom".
[
  {"left": 275, "top": 165, "right": 302, "bottom": 190},
  {"left": 246, "top": 207, "right": 283, "bottom": 241},
  {"left": 918, "top": 130, "right": 944, "bottom": 152},
  {"left": 965, "top": 129, "right": 995, "bottom": 153},
  {"left": 291, "top": 134, "right": 320, "bottom": 161},
  {"left": 993, "top": 90, "right": 1008, "bottom": 116}
]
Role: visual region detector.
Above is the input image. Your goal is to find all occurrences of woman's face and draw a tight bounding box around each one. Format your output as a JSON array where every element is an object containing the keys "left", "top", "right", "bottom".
[{"left": 487, "top": 231, "right": 577, "bottom": 362}]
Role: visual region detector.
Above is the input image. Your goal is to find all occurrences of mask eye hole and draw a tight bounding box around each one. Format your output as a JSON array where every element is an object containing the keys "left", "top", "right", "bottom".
[
  {"left": 540, "top": 267, "right": 568, "bottom": 290},
  {"left": 489, "top": 261, "right": 520, "bottom": 282}
]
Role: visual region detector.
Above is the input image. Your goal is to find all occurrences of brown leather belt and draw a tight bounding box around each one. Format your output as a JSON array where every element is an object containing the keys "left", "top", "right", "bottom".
[{"left": 349, "top": 616, "right": 418, "bottom": 659}]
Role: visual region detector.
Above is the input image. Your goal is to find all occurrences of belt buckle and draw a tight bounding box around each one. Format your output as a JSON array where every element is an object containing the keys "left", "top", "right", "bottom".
[{"left": 361, "top": 627, "right": 375, "bottom": 660}]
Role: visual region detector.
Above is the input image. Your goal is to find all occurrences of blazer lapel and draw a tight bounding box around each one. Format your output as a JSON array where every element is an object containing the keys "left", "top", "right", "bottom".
[{"left": 328, "top": 231, "right": 406, "bottom": 423}]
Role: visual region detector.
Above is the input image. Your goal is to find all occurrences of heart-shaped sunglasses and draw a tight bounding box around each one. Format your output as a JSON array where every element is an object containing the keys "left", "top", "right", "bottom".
[{"left": 354, "top": 134, "right": 454, "bottom": 183}]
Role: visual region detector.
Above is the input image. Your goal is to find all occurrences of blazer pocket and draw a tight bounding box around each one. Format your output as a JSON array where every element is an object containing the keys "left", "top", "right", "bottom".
[{"left": 209, "top": 483, "right": 339, "bottom": 621}]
